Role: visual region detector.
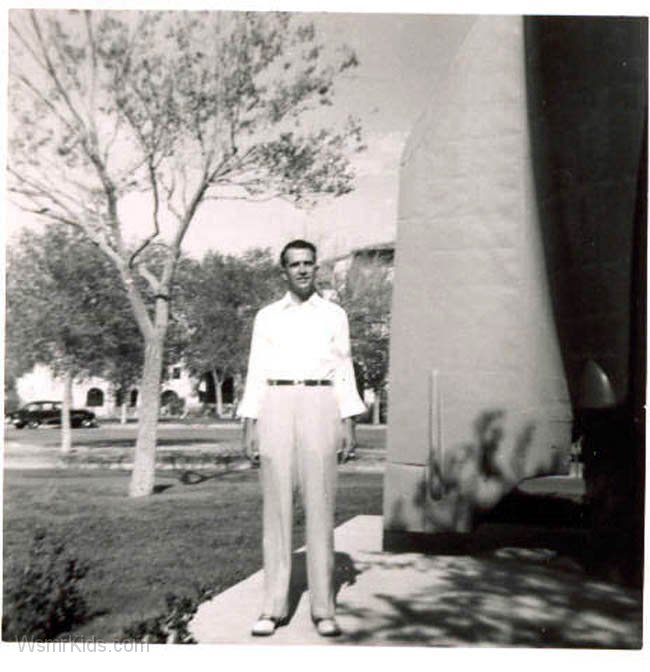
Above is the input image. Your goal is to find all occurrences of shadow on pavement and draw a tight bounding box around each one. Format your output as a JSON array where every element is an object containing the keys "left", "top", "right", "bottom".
[
  {"left": 336, "top": 547, "right": 642, "bottom": 648},
  {"left": 286, "top": 551, "right": 363, "bottom": 623}
]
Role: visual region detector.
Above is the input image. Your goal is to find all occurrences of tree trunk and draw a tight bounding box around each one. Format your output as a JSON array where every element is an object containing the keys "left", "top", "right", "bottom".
[
  {"left": 233, "top": 372, "right": 243, "bottom": 408},
  {"left": 61, "top": 370, "right": 73, "bottom": 453},
  {"left": 372, "top": 389, "right": 381, "bottom": 425},
  {"left": 120, "top": 401, "right": 128, "bottom": 425},
  {"left": 212, "top": 368, "right": 224, "bottom": 418},
  {"left": 129, "top": 330, "right": 166, "bottom": 497}
]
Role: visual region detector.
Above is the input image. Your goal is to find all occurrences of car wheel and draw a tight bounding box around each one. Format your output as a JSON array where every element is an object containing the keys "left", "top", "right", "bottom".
[
  {"left": 27, "top": 419, "right": 41, "bottom": 429},
  {"left": 81, "top": 417, "right": 97, "bottom": 428}
]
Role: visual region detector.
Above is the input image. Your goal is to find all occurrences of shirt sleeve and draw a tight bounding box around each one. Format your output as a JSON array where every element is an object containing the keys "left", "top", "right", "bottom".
[
  {"left": 237, "top": 310, "right": 268, "bottom": 419},
  {"left": 333, "top": 309, "right": 367, "bottom": 419}
]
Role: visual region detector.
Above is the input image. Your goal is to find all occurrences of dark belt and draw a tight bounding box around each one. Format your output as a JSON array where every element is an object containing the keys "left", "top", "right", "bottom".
[{"left": 267, "top": 379, "right": 333, "bottom": 386}]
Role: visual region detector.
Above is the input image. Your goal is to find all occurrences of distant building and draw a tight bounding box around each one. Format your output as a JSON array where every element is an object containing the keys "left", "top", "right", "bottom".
[
  {"left": 14, "top": 362, "right": 201, "bottom": 419},
  {"left": 319, "top": 241, "right": 395, "bottom": 296}
]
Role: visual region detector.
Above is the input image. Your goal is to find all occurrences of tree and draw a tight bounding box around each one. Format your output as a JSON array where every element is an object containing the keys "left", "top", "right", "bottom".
[
  {"left": 97, "top": 296, "right": 144, "bottom": 425},
  {"left": 4, "top": 306, "right": 36, "bottom": 415},
  {"left": 338, "top": 259, "right": 393, "bottom": 424},
  {"left": 179, "top": 248, "right": 282, "bottom": 416},
  {"left": 5, "top": 225, "right": 143, "bottom": 450},
  {"left": 8, "top": 9, "right": 363, "bottom": 496}
]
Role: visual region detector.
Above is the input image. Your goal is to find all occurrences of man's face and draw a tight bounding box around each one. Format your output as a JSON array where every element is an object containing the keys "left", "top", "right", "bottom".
[{"left": 282, "top": 247, "right": 317, "bottom": 300}]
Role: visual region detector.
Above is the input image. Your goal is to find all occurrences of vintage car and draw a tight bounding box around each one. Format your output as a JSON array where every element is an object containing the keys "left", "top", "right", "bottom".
[{"left": 7, "top": 401, "right": 99, "bottom": 429}]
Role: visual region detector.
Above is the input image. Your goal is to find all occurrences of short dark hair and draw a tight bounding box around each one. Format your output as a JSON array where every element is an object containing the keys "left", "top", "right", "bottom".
[{"left": 279, "top": 239, "right": 317, "bottom": 267}]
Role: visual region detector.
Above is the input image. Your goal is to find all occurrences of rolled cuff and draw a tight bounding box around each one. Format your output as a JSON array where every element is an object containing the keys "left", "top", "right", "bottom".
[
  {"left": 236, "top": 394, "right": 260, "bottom": 419},
  {"left": 337, "top": 395, "right": 367, "bottom": 419}
]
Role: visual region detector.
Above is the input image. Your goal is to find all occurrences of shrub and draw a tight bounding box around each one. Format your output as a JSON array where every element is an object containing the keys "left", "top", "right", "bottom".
[
  {"left": 121, "top": 587, "right": 214, "bottom": 644},
  {"left": 2, "top": 529, "right": 90, "bottom": 641}
]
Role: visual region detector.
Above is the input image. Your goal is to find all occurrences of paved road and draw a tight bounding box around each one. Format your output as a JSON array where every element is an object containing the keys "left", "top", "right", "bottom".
[
  {"left": 3, "top": 422, "right": 387, "bottom": 470},
  {"left": 4, "top": 422, "right": 386, "bottom": 448},
  {"left": 4, "top": 422, "right": 240, "bottom": 447}
]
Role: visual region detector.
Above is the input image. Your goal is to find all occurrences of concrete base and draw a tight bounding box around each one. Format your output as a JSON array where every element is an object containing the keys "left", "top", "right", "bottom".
[{"left": 189, "top": 515, "right": 642, "bottom": 648}]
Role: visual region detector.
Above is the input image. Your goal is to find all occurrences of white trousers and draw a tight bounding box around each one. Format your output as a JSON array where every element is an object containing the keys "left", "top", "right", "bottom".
[{"left": 257, "top": 385, "right": 340, "bottom": 620}]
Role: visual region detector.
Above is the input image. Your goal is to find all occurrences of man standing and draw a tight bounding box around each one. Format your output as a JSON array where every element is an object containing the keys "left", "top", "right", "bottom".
[{"left": 239, "top": 239, "right": 366, "bottom": 638}]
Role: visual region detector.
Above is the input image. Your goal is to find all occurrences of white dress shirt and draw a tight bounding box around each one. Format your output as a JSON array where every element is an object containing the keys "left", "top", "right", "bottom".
[{"left": 237, "top": 292, "right": 367, "bottom": 419}]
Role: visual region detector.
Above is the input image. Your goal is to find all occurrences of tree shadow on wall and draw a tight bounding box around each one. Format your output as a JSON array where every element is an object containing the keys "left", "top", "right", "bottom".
[
  {"left": 389, "top": 409, "right": 563, "bottom": 531},
  {"left": 430, "top": 409, "right": 551, "bottom": 510},
  {"left": 394, "top": 407, "right": 582, "bottom": 519},
  {"left": 387, "top": 408, "right": 591, "bottom": 568}
]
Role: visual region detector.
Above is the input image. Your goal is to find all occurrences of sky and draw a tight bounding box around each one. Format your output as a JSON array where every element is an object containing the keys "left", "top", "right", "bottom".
[
  {"left": 181, "top": 13, "right": 474, "bottom": 259},
  {"left": 182, "top": 13, "right": 476, "bottom": 260},
  {"left": 4, "top": 9, "right": 474, "bottom": 261},
  {"left": 5, "top": 2, "right": 645, "bottom": 261}
]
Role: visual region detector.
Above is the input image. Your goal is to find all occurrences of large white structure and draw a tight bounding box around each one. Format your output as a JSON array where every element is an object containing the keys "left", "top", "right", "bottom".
[{"left": 384, "top": 16, "right": 572, "bottom": 537}]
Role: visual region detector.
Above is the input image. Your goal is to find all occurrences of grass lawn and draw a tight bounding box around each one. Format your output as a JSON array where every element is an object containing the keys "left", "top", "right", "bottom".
[{"left": 3, "top": 467, "right": 383, "bottom": 641}]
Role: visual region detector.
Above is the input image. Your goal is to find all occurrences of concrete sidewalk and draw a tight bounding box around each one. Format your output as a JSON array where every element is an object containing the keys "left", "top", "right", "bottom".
[{"left": 189, "top": 515, "right": 642, "bottom": 648}]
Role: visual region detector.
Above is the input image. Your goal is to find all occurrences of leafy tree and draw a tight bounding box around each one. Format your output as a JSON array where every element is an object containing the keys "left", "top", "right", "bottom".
[
  {"left": 179, "top": 248, "right": 282, "bottom": 416},
  {"left": 338, "top": 259, "right": 393, "bottom": 424},
  {"left": 98, "top": 298, "right": 144, "bottom": 424},
  {"left": 8, "top": 9, "right": 363, "bottom": 496},
  {"left": 5, "top": 225, "right": 143, "bottom": 450},
  {"left": 4, "top": 320, "right": 34, "bottom": 414}
]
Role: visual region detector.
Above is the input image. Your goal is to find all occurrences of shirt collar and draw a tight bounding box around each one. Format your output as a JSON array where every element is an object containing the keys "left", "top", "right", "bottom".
[{"left": 280, "top": 291, "right": 323, "bottom": 310}]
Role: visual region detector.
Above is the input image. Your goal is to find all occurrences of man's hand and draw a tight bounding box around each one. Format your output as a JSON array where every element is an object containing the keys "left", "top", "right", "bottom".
[
  {"left": 242, "top": 418, "right": 259, "bottom": 466},
  {"left": 339, "top": 418, "right": 357, "bottom": 463}
]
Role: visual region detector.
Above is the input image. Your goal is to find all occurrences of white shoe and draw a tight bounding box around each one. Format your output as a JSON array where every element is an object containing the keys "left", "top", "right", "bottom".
[
  {"left": 251, "top": 615, "right": 286, "bottom": 636},
  {"left": 314, "top": 617, "right": 342, "bottom": 637}
]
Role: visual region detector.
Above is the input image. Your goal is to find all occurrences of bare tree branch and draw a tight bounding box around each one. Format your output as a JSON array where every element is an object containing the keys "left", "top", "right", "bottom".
[
  {"left": 85, "top": 10, "right": 99, "bottom": 141},
  {"left": 202, "top": 191, "right": 284, "bottom": 204},
  {"left": 128, "top": 160, "right": 161, "bottom": 268},
  {"left": 136, "top": 263, "right": 162, "bottom": 294},
  {"left": 159, "top": 173, "right": 185, "bottom": 224},
  {"left": 9, "top": 18, "right": 49, "bottom": 75},
  {"left": 8, "top": 167, "right": 87, "bottom": 217},
  {"left": 29, "top": 11, "right": 87, "bottom": 131},
  {"left": 13, "top": 73, "right": 78, "bottom": 133}
]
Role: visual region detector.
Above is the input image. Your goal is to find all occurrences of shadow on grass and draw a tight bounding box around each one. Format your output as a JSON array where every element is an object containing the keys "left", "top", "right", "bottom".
[
  {"left": 148, "top": 459, "right": 259, "bottom": 493},
  {"left": 152, "top": 484, "right": 175, "bottom": 494},
  {"left": 173, "top": 465, "right": 253, "bottom": 486}
]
